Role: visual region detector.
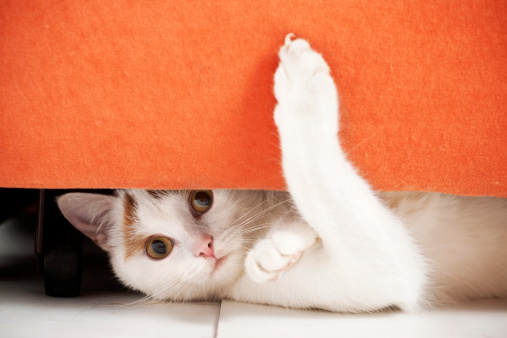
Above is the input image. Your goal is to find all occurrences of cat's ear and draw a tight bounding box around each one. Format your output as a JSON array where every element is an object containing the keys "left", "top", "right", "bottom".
[{"left": 57, "top": 193, "right": 117, "bottom": 252}]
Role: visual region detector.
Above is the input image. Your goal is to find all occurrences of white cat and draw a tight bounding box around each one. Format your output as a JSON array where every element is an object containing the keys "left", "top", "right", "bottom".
[{"left": 57, "top": 35, "right": 507, "bottom": 313}]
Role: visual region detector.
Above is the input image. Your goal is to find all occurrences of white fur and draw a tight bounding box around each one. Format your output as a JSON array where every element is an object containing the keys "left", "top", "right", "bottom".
[
  {"left": 232, "top": 36, "right": 427, "bottom": 312},
  {"left": 57, "top": 36, "right": 507, "bottom": 313},
  {"left": 245, "top": 213, "right": 317, "bottom": 283}
]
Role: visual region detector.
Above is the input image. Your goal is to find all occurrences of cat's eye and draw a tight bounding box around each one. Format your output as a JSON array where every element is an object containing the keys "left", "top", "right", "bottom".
[
  {"left": 190, "top": 190, "right": 213, "bottom": 214},
  {"left": 146, "top": 236, "right": 173, "bottom": 260}
]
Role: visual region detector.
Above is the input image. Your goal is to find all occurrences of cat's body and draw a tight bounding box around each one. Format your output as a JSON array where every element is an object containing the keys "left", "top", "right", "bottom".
[{"left": 58, "top": 36, "right": 507, "bottom": 313}]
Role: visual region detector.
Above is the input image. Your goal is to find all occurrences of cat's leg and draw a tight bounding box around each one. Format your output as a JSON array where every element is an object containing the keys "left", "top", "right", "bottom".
[
  {"left": 273, "top": 35, "right": 427, "bottom": 312},
  {"left": 245, "top": 213, "right": 317, "bottom": 283}
]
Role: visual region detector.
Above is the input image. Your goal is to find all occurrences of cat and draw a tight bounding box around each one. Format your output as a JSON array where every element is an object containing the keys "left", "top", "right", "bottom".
[{"left": 57, "top": 35, "right": 507, "bottom": 313}]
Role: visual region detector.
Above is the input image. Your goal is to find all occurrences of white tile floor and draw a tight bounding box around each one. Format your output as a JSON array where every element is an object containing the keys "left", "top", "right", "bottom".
[{"left": 1, "top": 213, "right": 507, "bottom": 338}]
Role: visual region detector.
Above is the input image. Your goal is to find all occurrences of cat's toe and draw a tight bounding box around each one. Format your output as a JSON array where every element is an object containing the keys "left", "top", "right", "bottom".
[
  {"left": 274, "top": 38, "right": 329, "bottom": 103},
  {"left": 278, "top": 36, "right": 330, "bottom": 80},
  {"left": 245, "top": 247, "right": 278, "bottom": 283},
  {"left": 271, "top": 230, "right": 307, "bottom": 258},
  {"left": 280, "top": 35, "right": 311, "bottom": 59},
  {"left": 245, "top": 235, "right": 305, "bottom": 283}
]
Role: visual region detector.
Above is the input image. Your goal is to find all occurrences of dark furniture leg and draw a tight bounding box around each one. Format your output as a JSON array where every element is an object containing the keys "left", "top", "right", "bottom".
[{"left": 36, "top": 189, "right": 83, "bottom": 297}]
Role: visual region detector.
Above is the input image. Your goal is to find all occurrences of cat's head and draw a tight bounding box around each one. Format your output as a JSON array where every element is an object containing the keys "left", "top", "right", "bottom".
[{"left": 57, "top": 189, "right": 267, "bottom": 301}]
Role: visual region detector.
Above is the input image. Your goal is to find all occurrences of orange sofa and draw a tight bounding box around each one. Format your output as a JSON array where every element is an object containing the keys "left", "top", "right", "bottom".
[{"left": 1, "top": 1, "right": 506, "bottom": 198}]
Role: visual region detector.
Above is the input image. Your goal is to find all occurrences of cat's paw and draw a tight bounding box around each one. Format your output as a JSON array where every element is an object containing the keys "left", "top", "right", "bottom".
[
  {"left": 273, "top": 34, "right": 338, "bottom": 134},
  {"left": 245, "top": 225, "right": 314, "bottom": 283}
]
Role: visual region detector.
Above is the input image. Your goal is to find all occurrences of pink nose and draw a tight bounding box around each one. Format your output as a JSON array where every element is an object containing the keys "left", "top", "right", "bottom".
[{"left": 194, "top": 234, "right": 215, "bottom": 258}]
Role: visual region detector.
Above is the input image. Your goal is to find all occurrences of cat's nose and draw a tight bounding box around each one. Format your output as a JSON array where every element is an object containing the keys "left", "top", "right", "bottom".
[{"left": 194, "top": 234, "right": 215, "bottom": 258}]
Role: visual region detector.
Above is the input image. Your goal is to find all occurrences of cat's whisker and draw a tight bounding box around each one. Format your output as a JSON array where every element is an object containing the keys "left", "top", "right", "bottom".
[
  {"left": 136, "top": 271, "right": 194, "bottom": 305},
  {"left": 235, "top": 202, "right": 287, "bottom": 229},
  {"left": 231, "top": 197, "right": 287, "bottom": 228},
  {"left": 123, "top": 294, "right": 159, "bottom": 308},
  {"left": 236, "top": 221, "right": 270, "bottom": 232},
  {"left": 160, "top": 278, "right": 188, "bottom": 300},
  {"left": 158, "top": 268, "right": 204, "bottom": 302},
  {"left": 201, "top": 282, "right": 208, "bottom": 302},
  {"left": 233, "top": 198, "right": 290, "bottom": 229},
  {"left": 127, "top": 291, "right": 156, "bottom": 306},
  {"left": 177, "top": 273, "right": 199, "bottom": 301},
  {"left": 218, "top": 220, "right": 270, "bottom": 245},
  {"left": 238, "top": 224, "right": 271, "bottom": 235},
  {"left": 228, "top": 194, "right": 276, "bottom": 225}
]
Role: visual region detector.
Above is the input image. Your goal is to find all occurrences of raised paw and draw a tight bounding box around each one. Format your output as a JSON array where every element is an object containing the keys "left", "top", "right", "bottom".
[
  {"left": 245, "top": 226, "right": 313, "bottom": 283},
  {"left": 273, "top": 34, "right": 338, "bottom": 134}
]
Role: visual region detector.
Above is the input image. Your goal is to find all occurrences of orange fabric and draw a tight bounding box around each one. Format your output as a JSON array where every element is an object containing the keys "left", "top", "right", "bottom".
[{"left": 1, "top": 1, "right": 506, "bottom": 197}]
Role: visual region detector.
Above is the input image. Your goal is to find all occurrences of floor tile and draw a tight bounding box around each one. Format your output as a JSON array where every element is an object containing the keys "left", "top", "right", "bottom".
[
  {"left": 0, "top": 280, "right": 220, "bottom": 338},
  {"left": 217, "top": 300, "right": 507, "bottom": 338},
  {"left": 0, "top": 214, "right": 220, "bottom": 338},
  {"left": 3, "top": 210, "right": 507, "bottom": 338}
]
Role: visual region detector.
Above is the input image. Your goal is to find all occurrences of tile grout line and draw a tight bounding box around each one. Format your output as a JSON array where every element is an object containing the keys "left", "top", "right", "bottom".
[{"left": 213, "top": 300, "right": 223, "bottom": 338}]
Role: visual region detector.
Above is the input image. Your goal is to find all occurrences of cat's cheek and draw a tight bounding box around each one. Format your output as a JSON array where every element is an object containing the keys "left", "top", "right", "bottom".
[
  {"left": 109, "top": 252, "right": 138, "bottom": 288},
  {"left": 109, "top": 251, "right": 157, "bottom": 294}
]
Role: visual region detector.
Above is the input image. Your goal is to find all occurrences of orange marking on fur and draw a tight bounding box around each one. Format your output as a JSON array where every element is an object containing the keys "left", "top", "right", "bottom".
[
  {"left": 123, "top": 193, "right": 146, "bottom": 260},
  {"left": 381, "top": 191, "right": 431, "bottom": 214}
]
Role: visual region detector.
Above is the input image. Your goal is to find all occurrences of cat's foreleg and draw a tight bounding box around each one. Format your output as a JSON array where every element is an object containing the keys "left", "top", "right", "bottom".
[{"left": 273, "top": 35, "right": 427, "bottom": 311}]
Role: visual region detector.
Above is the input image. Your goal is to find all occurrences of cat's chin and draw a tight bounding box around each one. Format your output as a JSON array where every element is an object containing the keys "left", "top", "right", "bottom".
[
  {"left": 212, "top": 255, "right": 228, "bottom": 273},
  {"left": 207, "top": 253, "right": 245, "bottom": 286}
]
